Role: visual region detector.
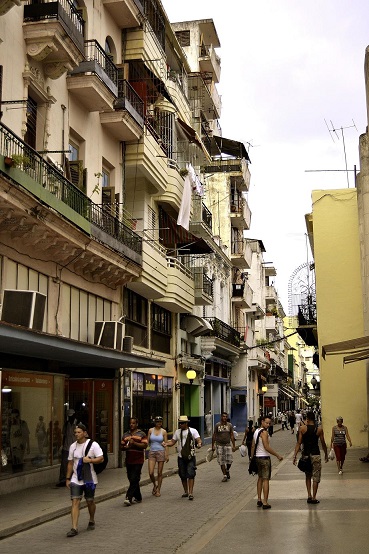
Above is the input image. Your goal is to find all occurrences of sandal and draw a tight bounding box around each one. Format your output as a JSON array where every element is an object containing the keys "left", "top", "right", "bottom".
[
  {"left": 182, "top": 493, "right": 188, "bottom": 498},
  {"left": 152, "top": 484, "right": 158, "bottom": 496},
  {"left": 309, "top": 499, "right": 320, "bottom": 504},
  {"left": 155, "top": 491, "right": 161, "bottom": 497},
  {"left": 188, "top": 494, "right": 194, "bottom": 501}
]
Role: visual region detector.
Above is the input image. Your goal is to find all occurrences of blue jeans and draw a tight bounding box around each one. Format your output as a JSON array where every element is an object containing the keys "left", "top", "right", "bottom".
[{"left": 126, "top": 463, "right": 143, "bottom": 501}]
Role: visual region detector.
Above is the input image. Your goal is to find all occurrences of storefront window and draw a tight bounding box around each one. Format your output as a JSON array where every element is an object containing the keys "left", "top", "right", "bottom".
[
  {"left": 0, "top": 370, "right": 59, "bottom": 477},
  {"left": 132, "top": 373, "right": 173, "bottom": 433}
]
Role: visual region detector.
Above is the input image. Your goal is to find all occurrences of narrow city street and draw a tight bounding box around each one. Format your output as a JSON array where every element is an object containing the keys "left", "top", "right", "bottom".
[{"left": 2, "top": 431, "right": 369, "bottom": 553}]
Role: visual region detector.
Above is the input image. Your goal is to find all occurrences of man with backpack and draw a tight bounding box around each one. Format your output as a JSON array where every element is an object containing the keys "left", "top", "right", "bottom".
[
  {"left": 163, "top": 415, "right": 202, "bottom": 501},
  {"left": 121, "top": 417, "right": 148, "bottom": 506},
  {"left": 65, "top": 423, "right": 104, "bottom": 537}
]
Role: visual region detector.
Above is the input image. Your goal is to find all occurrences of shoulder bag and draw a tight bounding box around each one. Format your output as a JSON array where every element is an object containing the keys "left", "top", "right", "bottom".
[{"left": 248, "top": 429, "right": 263, "bottom": 475}]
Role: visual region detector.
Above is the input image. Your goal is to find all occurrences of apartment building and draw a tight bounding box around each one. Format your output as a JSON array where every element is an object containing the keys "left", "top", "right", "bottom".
[{"left": 0, "top": 0, "right": 255, "bottom": 488}]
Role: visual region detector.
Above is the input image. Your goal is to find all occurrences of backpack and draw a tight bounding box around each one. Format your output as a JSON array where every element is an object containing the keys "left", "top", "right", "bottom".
[{"left": 85, "top": 439, "right": 108, "bottom": 474}]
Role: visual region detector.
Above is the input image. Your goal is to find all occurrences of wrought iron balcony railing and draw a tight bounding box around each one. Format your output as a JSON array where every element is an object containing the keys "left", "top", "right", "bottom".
[
  {"left": 0, "top": 122, "right": 142, "bottom": 256},
  {"left": 83, "top": 40, "right": 118, "bottom": 85},
  {"left": 204, "top": 317, "right": 241, "bottom": 348},
  {"left": 116, "top": 76, "right": 145, "bottom": 122},
  {"left": 24, "top": 0, "right": 85, "bottom": 54}
]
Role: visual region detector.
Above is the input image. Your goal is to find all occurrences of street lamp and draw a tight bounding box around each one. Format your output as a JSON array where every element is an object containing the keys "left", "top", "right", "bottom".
[{"left": 186, "top": 370, "right": 196, "bottom": 417}]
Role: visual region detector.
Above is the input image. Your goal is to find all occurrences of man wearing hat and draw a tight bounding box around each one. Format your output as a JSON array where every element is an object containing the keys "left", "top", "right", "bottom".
[
  {"left": 56, "top": 408, "right": 77, "bottom": 487},
  {"left": 163, "top": 415, "right": 202, "bottom": 500}
]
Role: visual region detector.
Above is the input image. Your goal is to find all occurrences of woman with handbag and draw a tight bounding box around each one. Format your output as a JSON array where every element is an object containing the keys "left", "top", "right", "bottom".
[
  {"left": 293, "top": 411, "right": 328, "bottom": 504},
  {"left": 330, "top": 417, "right": 352, "bottom": 475}
]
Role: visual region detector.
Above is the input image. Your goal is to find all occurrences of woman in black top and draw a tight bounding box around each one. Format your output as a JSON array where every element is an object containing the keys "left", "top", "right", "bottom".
[{"left": 242, "top": 420, "right": 255, "bottom": 459}]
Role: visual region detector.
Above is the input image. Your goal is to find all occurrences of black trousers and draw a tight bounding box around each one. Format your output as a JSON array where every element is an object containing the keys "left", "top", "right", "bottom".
[{"left": 126, "top": 463, "right": 143, "bottom": 501}]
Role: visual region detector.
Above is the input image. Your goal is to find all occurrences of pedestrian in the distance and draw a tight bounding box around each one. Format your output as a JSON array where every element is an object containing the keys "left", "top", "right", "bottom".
[
  {"left": 121, "top": 417, "right": 148, "bottom": 506},
  {"left": 251, "top": 415, "right": 283, "bottom": 510},
  {"left": 212, "top": 412, "right": 236, "bottom": 481},
  {"left": 65, "top": 423, "right": 104, "bottom": 537},
  {"left": 147, "top": 416, "right": 169, "bottom": 497},
  {"left": 330, "top": 416, "right": 352, "bottom": 474},
  {"left": 289, "top": 411, "right": 296, "bottom": 434},
  {"left": 281, "top": 412, "right": 288, "bottom": 430},
  {"left": 293, "top": 411, "right": 328, "bottom": 504},
  {"left": 242, "top": 420, "right": 255, "bottom": 459},
  {"left": 163, "top": 415, "right": 202, "bottom": 501}
]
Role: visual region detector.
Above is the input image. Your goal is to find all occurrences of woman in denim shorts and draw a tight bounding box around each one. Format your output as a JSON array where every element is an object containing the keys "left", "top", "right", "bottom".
[{"left": 147, "top": 416, "right": 169, "bottom": 497}]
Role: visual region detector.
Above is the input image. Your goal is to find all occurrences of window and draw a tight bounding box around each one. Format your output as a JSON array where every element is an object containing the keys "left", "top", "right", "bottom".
[
  {"left": 124, "top": 289, "right": 148, "bottom": 348},
  {"left": 151, "top": 304, "right": 171, "bottom": 354},
  {"left": 101, "top": 170, "right": 109, "bottom": 187},
  {"left": 68, "top": 142, "right": 78, "bottom": 161},
  {"left": 175, "top": 30, "right": 190, "bottom": 47},
  {"left": 24, "top": 96, "right": 37, "bottom": 149}
]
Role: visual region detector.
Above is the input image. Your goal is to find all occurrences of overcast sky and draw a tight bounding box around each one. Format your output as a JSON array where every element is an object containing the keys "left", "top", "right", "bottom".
[{"left": 162, "top": 0, "right": 369, "bottom": 311}]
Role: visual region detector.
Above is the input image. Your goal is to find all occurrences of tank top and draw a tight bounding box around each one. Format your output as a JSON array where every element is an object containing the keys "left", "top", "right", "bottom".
[
  {"left": 332, "top": 426, "right": 346, "bottom": 445},
  {"left": 254, "top": 429, "right": 269, "bottom": 457},
  {"left": 302, "top": 424, "right": 319, "bottom": 455},
  {"left": 246, "top": 428, "right": 254, "bottom": 443},
  {"left": 149, "top": 430, "right": 164, "bottom": 452}
]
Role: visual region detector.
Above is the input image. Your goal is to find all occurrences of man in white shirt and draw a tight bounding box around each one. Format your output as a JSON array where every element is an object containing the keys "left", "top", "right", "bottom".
[
  {"left": 163, "top": 415, "right": 202, "bottom": 501},
  {"left": 65, "top": 423, "right": 103, "bottom": 537}
]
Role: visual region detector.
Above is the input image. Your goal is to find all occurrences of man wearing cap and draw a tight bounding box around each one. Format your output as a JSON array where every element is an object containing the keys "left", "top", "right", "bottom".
[
  {"left": 163, "top": 415, "right": 202, "bottom": 500},
  {"left": 56, "top": 408, "right": 77, "bottom": 487},
  {"left": 65, "top": 423, "right": 104, "bottom": 537}
]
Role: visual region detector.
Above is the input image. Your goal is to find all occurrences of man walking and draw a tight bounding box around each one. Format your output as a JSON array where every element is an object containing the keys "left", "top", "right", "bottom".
[
  {"left": 212, "top": 412, "right": 236, "bottom": 481},
  {"left": 251, "top": 415, "right": 283, "bottom": 510},
  {"left": 163, "top": 415, "right": 202, "bottom": 500},
  {"left": 121, "top": 417, "right": 148, "bottom": 506},
  {"left": 65, "top": 423, "right": 104, "bottom": 537},
  {"left": 293, "top": 411, "right": 328, "bottom": 504}
]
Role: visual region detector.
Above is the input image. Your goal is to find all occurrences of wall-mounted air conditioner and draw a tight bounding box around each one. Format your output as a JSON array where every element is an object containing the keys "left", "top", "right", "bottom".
[
  {"left": 1, "top": 290, "right": 46, "bottom": 331},
  {"left": 234, "top": 394, "right": 247, "bottom": 404},
  {"left": 94, "top": 321, "right": 124, "bottom": 350}
]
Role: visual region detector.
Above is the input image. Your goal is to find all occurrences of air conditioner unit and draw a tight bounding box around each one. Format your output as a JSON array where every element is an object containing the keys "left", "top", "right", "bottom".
[
  {"left": 234, "top": 394, "right": 247, "bottom": 404},
  {"left": 1, "top": 290, "right": 46, "bottom": 331},
  {"left": 123, "top": 336, "right": 133, "bottom": 353},
  {"left": 94, "top": 321, "right": 124, "bottom": 350}
]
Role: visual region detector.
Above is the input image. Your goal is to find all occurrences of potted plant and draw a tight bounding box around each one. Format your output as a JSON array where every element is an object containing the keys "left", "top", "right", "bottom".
[{"left": 4, "top": 156, "right": 15, "bottom": 168}]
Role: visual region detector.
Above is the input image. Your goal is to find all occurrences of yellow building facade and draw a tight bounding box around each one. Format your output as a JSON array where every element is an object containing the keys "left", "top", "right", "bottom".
[{"left": 307, "top": 188, "right": 367, "bottom": 446}]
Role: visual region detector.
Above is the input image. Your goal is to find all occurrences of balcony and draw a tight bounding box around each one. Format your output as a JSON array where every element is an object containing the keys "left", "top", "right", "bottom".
[
  {"left": 231, "top": 238, "right": 252, "bottom": 269},
  {"left": 203, "top": 158, "right": 250, "bottom": 191},
  {"left": 23, "top": 0, "right": 85, "bottom": 79},
  {"left": 0, "top": 0, "right": 20, "bottom": 15},
  {"left": 190, "top": 196, "right": 213, "bottom": 239},
  {"left": 155, "top": 257, "right": 194, "bottom": 313},
  {"left": 67, "top": 40, "right": 118, "bottom": 111},
  {"left": 201, "top": 317, "right": 241, "bottom": 357},
  {"left": 0, "top": 122, "right": 142, "bottom": 267},
  {"left": 198, "top": 44, "right": 221, "bottom": 83},
  {"left": 188, "top": 73, "right": 221, "bottom": 121},
  {"left": 194, "top": 268, "right": 213, "bottom": 306},
  {"left": 100, "top": 78, "right": 144, "bottom": 140},
  {"left": 125, "top": 132, "right": 168, "bottom": 195},
  {"left": 265, "top": 315, "right": 278, "bottom": 335},
  {"left": 232, "top": 281, "right": 253, "bottom": 308},
  {"left": 265, "top": 285, "right": 277, "bottom": 302},
  {"left": 230, "top": 197, "right": 251, "bottom": 230},
  {"left": 102, "top": 0, "right": 143, "bottom": 29},
  {"left": 128, "top": 233, "right": 167, "bottom": 300},
  {"left": 248, "top": 346, "right": 271, "bottom": 371}
]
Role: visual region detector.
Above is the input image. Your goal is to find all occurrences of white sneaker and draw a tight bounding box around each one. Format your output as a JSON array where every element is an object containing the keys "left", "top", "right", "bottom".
[
  {"left": 124, "top": 498, "right": 132, "bottom": 506},
  {"left": 338, "top": 470, "right": 343, "bottom": 475}
]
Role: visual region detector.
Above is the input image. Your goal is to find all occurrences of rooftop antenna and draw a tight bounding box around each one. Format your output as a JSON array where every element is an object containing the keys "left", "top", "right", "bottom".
[
  {"left": 324, "top": 119, "right": 358, "bottom": 187},
  {"left": 244, "top": 139, "right": 260, "bottom": 153}
]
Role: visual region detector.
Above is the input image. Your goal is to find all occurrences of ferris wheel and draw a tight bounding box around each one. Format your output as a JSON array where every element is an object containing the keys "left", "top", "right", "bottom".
[{"left": 288, "top": 262, "right": 316, "bottom": 318}]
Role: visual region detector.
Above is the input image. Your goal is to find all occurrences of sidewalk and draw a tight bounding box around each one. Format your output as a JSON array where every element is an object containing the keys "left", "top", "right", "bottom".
[
  {"left": 0, "top": 439, "right": 218, "bottom": 540},
  {"left": 1, "top": 424, "right": 367, "bottom": 541}
]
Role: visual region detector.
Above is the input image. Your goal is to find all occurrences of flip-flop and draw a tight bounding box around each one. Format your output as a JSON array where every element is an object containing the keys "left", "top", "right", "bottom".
[
  {"left": 155, "top": 491, "right": 161, "bottom": 497},
  {"left": 309, "top": 499, "right": 320, "bottom": 504},
  {"left": 152, "top": 485, "right": 158, "bottom": 496}
]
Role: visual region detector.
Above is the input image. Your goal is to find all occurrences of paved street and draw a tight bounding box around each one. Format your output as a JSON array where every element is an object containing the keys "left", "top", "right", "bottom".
[{"left": 1, "top": 430, "right": 369, "bottom": 553}]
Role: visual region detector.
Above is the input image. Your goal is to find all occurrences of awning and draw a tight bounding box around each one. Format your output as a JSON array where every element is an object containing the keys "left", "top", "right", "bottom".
[
  {"left": 210, "top": 136, "right": 251, "bottom": 162},
  {"left": 300, "top": 398, "right": 309, "bottom": 405},
  {"left": 183, "top": 315, "right": 212, "bottom": 337},
  {"left": 159, "top": 208, "right": 213, "bottom": 254},
  {"left": 0, "top": 321, "right": 165, "bottom": 370},
  {"left": 322, "top": 335, "right": 369, "bottom": 360},
  {"left": 177, "top": 118, "right": 202, "bottom": 148},
  {"left": 279, "top": 386, "right": 294, "bottom": 399}
]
